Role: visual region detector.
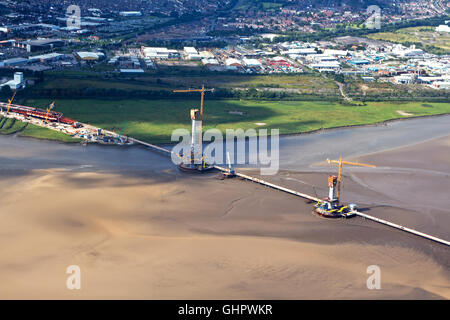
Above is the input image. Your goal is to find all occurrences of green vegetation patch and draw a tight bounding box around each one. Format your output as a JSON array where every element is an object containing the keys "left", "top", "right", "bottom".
[
  {"left": 23, "top": 98, "right": 450, "bottom": 144},
  {"left": 236, "top": 0, "right": 285, "bottom": 11},
  {"left": 0, "top": 116, "right": 78, "bottom": 142},
  {"left": 0, "top": 118, "right": 28, "bottom": 134},
  {"left": 19, "top": 124, "right": 79, "bottom": 143}
]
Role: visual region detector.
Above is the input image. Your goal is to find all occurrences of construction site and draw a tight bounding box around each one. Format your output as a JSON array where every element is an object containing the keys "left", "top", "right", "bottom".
[
  {"left": 0, "top": 92, "right": 132, "bottom": 145},
  {"left": 1, "top": 87, "right": 449, "bottom": 247},
  {"left": 139, "top": 86, "right": 449, "bottom": 245},
  {"left": 0, "top": 87, "right": 449, "bottom": 299}
]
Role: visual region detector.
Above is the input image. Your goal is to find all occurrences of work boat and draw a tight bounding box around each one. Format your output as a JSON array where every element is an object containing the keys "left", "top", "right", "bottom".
[{"left": 314, "top": 202, "right": 354, "bottom": 219}]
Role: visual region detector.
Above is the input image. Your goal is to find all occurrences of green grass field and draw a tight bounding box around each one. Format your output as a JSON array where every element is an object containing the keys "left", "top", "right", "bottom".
[
  {"left": 19, "top": 124, "right": 79, "bottom": 143},
  {"left": 236, "top": 0, "right": 283, "bottom": 11},
  {"left": 367, "top": 26, "right": 450, "bottom": 54},
  {"left": 0, "top": 118, "right": 28, "bottom": 134},
  {"left": 22, "top": 98, "right": 450, "bottom": 143}
]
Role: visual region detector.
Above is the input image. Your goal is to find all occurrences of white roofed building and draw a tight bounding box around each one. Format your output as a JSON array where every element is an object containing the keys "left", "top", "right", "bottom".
[
  {"left": 225, "top": 58, "right": 242, "bottom": 67},
  {"left": 141, "top": 47, "right": 179, "bottom": 59},
  {"left": 119, "top": 11, "right": 142, "bottom": 17},
  {"left": 310, "top": 61, "right": 341, "bottom": 71},
  {"left": 282, "top": 48, "right": 317, "bottom": 56},
  {"left": 243, "top": 58, "right": 262, "bottom": 67},
  {"left": 200, "top": 51, "right": 215, "bottom": 59},
  {"left": 323, "top": 49, "right": 349, "bottom": 57},
  {"left": 306, "top": 54, "right": 338, "bottom": 63},
  {"left": 0, "top": 72, "right": 25, "bottom": 90},
  {"left": 75, "top": 52, "right": 104, "bottom": 61},
  {"left": 28, "top": 53, "right": 64, "bottom": 63},
  {"left": 392, "top": 44, "right": 424, "bottom": 58},
  {"left": 187, "top": 54, "right": 202, "bottom": 61},
  {"left": 436, "top": 24, "right": 450, "bottom": 32},
  {"left": 202, "top": 58, "right": 219, "bottom": 66},
  {"left": 184, "top": 47, "right": 198, "bottom": 55}
]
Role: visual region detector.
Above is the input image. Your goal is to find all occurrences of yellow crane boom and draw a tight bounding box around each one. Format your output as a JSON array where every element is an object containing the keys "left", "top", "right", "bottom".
[
  {"left": 173, "top": 85, "right": 214, "bottom": 120},
  {"left": 44, "top": 101, "right": 55, "bottom": 123},
  {"left": 5, "top": 91, "right": 17, "bottom": 114},
  {"left": 327, "top": 156, "right": 376, "bottom": 201}
]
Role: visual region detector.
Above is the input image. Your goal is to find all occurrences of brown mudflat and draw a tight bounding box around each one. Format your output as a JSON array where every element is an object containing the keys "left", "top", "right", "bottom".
[{"left": 0, "top": 136, "right": 449, "bottom": 299}]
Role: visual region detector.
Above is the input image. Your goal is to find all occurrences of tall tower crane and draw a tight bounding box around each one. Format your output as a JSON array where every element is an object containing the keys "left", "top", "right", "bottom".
[
  {"left": 173, "top": 85, "right": 214, "bottom": 172},
  {"left": 5, "top": 91, "right": 17, "bottom": 114},
  {"left": 315, "top": 156, "right": 376, "bottom": 218}
]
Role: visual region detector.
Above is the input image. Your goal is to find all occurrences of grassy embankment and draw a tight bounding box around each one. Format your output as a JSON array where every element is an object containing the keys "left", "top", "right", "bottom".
[
  {"left": 22, "top": 98, "right": 450, "bottom": 144},
  {"left": 0, "top": 117, "right": 78, "bottom": 143}
]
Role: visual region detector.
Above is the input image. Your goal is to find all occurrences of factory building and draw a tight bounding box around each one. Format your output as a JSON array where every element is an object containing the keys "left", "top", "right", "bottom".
[
  {"left": 184, "top": 47, "right": 198, "bottom": 55},
  {"left": 225, "top": 58, "right": 243, "bottom": 68},
  {"left": 75, "top": 52, "right": 105, "bottom": 61},
  {"left": 0, "top": 72, "right": 25, "bottom": 90},
  {"left": 0, "top": 57, "right": 29, "bottom": 67},
  {"left": 119, "top": 11, "right": 142, "bottom": 17},
  {"left": 141, "top": 47, "right": 179, "bottom": 60},
  {"left": 393, "top": 74, "right": 416, "bottom": 84},
  {"left": 436, "top": 24, "right": 450, "bottom": 32},
  {"left": 392, "top": 44, "right": 424, "bottom": 58},
  {"left": 282, "top": 48, "right": 317, "bottom": 57},
  {"left": 323, "top": 49, "right": 349, "bottom": 57},
  {"left": 310, "top": 61, "right": 341, "bottom": 71},
  {"left": 243, "top": 58, "right": 262, "bottom": 67},
  {"left": 202, "top": 58, "right": 219, "bottom": 66},
  {"left": 120, "top": 69, "right": 144, "bottom": 74},
  {"left": 28, "top": 53, "right": 65, "bottom": 63},
  {"left": 306, "top": 54, "right": 338, "bottom": 63},
  {"left": 0, "top": 40, "right": 15, "bottom": 47},
  {"left": 183, "top": 47, "right": 202, "bottom": 60},
  {"left": 14, "top": 39, "right": 65, "bottom": 53},
  {"left": 199, "top": 51, "right": 215, "bottom": 59},
  {"left": 348, "top": 59, "right": 370, "bottom": 65}
]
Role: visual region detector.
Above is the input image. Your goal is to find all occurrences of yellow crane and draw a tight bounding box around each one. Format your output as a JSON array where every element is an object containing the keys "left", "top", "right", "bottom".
[
  {"left": 173, "top": 85, "right": 214, "bottom": 120},
  {"left": 5, "top": 91, "right": 17, "bottom": 114},
  {"left": 44, "top": 101, "right": 55, "bottom": 123},
  {"left": 327, "top": 156, "right": 376, "bottom": 202}
]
